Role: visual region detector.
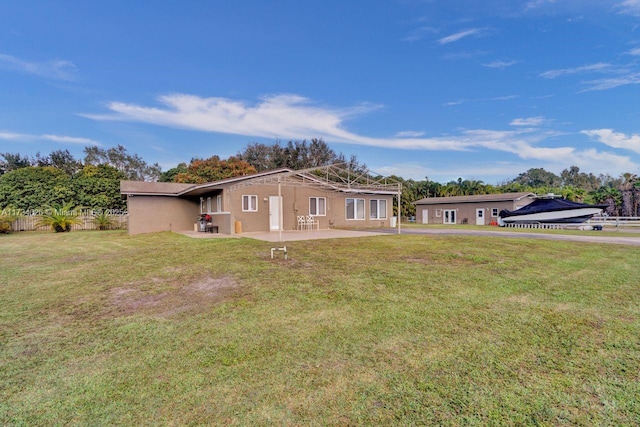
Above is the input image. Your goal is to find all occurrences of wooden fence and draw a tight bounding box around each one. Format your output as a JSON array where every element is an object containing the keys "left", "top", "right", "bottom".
[{"left": 9, "top": 213, "right": 128, "bottom": 232}]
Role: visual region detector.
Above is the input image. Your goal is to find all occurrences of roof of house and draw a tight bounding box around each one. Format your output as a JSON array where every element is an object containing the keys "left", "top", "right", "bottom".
[
  {"left": 121, "top": 165, "right": 401, "bottom": 197},
  {"left": 413, "top": 192, "right": 534, "bottom": 205},
  {"left": 120, "top": 180, "right": 195, "bottom": 196},
  {"left": 120, "top": 169, "right": 294, "bottom": 196}
]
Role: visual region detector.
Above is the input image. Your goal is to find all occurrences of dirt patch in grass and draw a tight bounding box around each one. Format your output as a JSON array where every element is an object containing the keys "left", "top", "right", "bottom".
[{"left": 111, "top": 275, "right": 242, "bottom": 317}]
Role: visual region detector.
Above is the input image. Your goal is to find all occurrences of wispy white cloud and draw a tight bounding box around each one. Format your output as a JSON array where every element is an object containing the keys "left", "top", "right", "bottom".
[
  {"left": 0, "top": 132, "right": 26, "bottom": 140},
  {"left": 525, "top": 0, "right": 557, "bottom": 11},
  {"left": 539, "top": 62, "right": 612, "bottom": 78},
  {"left": 627, "top": 47, "right": 640, "bottom": 56},
  {"left": 510, "top": 116, "right": 547, "bottom": 126},
  {"left": 490, "top": 95, "right": 519, "bottom": 101},
  {"left": 568, "top": 148, "right": 637, "bottom": 174},
  {"left": 0, "top": 53, "right": 77, "bottom": 81},
  {"left": 437, "top": 28, "right": 488, "bottom": 45},
  {"left": 539, "top": 60, "right": 640, "bottom": 91},
  {"left": 582, "top": 129, "right": 640, "bottom": 153},
  {"left": 444, "top": 95, "right": 518, "bottom": 106},
  {"left": 395, "top": 130, "right": 426, "bottom": 138},
  {"left": 482, "top": 59, "right": 519, "bottom": 69},
  {"left": 580, "top": 72, "right": 640, "bottom": 91},
  {"left": 616, "top": 0, "right": 640, "bottom": 16},
  {"left": 84, "top": 94, "right": 383, "bottom": 146},
  {"left": 443, "top": 50, "right": 489, "bottom": 60},
  {"left": 0, "top": 131, "right": 100, "bottom": 145},
  {"left": 41, "top": 134, "right": 99, "bottom": 145}
]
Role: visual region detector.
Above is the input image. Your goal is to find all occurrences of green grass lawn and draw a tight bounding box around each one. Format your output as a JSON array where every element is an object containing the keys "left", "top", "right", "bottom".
[{"left": 1, "top": 231, "right": 639, "bottom": 425}]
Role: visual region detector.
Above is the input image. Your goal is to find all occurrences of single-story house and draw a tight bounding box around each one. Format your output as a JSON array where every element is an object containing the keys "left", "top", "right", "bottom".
[
  {"left": 413, "top": 192, "right": 535, "bottom": 225},
  {"left": 121, "top": 166, "right": 401, "bottom": 235}
]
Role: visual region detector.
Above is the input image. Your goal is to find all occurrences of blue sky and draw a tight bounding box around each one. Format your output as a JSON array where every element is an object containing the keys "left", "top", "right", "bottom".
[{"left": 1, "top": 0, "right": 639, "bottom": 184}]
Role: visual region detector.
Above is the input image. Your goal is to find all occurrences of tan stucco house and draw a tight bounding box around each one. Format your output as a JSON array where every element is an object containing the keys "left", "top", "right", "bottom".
[
  {"left": 121, "top": 167, "right": 401, "bottom": 235},
  {"left": 413, "top": 192, "right": 535, "bottom": 226}
]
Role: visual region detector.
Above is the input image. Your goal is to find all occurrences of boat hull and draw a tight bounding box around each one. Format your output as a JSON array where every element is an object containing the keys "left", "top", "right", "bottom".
[{"left": 499, "top": 207, "right": 603, "bottom": 224}]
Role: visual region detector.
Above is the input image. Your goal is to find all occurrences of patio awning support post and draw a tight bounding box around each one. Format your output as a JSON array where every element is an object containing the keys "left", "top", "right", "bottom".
[
  {"left": 397, "top": 188, "right": 402, "bottom": 235},
  {"left": 278, "top": 180, "right": 283, "bottom": 242}
]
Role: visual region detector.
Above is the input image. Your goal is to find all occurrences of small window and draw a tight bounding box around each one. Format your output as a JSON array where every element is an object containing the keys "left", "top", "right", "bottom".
[
  {"left": 200, "top": 198, "right": 205, "bottom": 214},
  {"left": 370, "top": 199, "right": 388, "bottom": 219},
  {"left": 309, "top": 197, "right": 326, "bottom": 216},
  {"left": 216, "top": 195, "right": 222, "bottom": 212},
  {"left": 492, "top": 208, "right": 498, "bottom": 217},
  {"left": 206, "top": 197, "right": 212, "bottom": 213},
  {"left": 435, "top": 209, "right": 442, "bottom": 218},
  {"left": 346, "top": 198, "right": 365, "bottom": 220},
  {"left": 242, "top": 195, "right": 258, "bottom": 212}
]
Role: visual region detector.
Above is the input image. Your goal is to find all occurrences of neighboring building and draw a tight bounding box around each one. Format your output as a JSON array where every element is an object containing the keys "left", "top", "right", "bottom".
[
  {"left": 121, "top": 166, "right": 401, "bottom": 235},
  {"left": 413, "top": 192, "right": 535, "bottom": 225}
]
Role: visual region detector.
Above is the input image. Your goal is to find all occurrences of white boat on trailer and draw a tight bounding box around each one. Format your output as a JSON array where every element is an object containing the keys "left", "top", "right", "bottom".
[{"left": 498, "top": 194, "right": 606, "bottom": 226}]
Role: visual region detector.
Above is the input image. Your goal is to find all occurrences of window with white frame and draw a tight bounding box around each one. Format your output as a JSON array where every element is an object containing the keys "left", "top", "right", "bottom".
[
  {"left": 206, "top": 197, "right": 212, "bottom": 212},
  {"left": 346, "top": 198, "right": 365, "bottom": 220},
  {"left": 435, "top": 209, "right": 442, "bottom": 217},
  {"left": 309, "top": 197, "right": 326, "bottom": 216},
  {"left": 491, "top": 208, "right": 498, "bottom": 217},
  {"left": 370, "top": 199, "right": 388, "bottom": 219},
  {"left": 216, "top": 195, "right": 222, "bottom": 212},
  {"left": 200, "top": 198, "right": 205, "bottom": 213},
  {"left": 242, "top": 195, "right": 258, "bottom": 212}
]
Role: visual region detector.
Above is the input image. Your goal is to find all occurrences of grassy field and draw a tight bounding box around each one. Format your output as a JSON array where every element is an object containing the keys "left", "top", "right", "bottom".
[{"left": 1, "top": 230, "right": 639, "bottom": 425}]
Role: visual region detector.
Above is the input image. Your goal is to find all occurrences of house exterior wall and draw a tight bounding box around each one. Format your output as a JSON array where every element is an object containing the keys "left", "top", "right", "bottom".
[
  {"left": 415, "top": 199, "right": 532, "bottom": 225},
  {"left": 127, "top": 195, "right": 199, "bottom": 235},
  {"left": 123, "top": 174, "right": 397, "bottom": 236},
  {"left": 204, "top": 185, "right": 394, "bottom": 233}
]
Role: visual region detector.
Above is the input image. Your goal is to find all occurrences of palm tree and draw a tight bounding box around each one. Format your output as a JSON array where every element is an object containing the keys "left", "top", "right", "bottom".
[
  {"left": 465, "top": 179, "right": 486, "bottom": 195},
  {"left": 593, "top": 185, "right": 622, "bottom": 216},
  {"left": 36, "top": 201, "right": 83, "bottom": 232},
  {"left": 0, "top": 207, "right": 22, "bottom": 233},
  {"left": 619, "top": 173, "right": 638, "bottom": 217},
  {"left": 92, "top": 211, "right": 117, "bottom": 230}
]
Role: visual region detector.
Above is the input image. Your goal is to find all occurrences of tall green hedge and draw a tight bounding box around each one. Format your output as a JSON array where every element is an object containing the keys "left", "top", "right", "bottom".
[{"left": 0, "top": 165, "right": 126, "bottom": 212}]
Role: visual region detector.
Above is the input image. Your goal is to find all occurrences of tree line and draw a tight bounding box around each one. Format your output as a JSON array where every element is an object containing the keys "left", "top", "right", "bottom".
[{"left": 1, "top": 140, "right": 638, "bottom": 218}]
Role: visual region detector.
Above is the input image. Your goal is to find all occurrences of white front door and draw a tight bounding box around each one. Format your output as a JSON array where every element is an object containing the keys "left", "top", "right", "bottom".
[
  {"left": 422, "top": 209, "right": 429, "bottom": 224},
  {"left": 476, "top": 208, "right": 485, "bottom": 225},
  {"left": 269, "top": 196, "right": 281, "bottom": 231}
]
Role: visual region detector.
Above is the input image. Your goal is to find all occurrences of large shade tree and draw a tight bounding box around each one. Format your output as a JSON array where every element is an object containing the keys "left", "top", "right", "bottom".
[
  {"left": 237, "top": 138, "right": 364, "bottom": 173},
  {"left": 84, "top": 144, "right": 161, "bottom": 181},
  {"left": 172, "top": 156, "right": 257, "bottom": 184}
]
